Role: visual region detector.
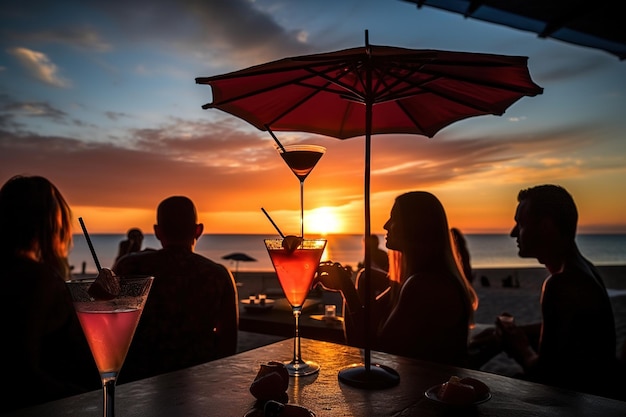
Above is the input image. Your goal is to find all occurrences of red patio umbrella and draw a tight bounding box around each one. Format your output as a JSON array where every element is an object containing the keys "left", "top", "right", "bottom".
[{"left": 196, "top": 30, "right": 542, "bottom": 388}]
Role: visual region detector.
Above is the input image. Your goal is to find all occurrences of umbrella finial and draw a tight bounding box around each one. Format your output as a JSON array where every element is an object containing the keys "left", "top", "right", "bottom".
[{"left": 365, "top": 29, "right": 369, "bottom": 47}]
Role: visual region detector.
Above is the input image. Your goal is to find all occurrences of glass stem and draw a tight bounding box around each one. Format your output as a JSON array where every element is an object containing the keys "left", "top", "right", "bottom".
[
  {"left": 292, "top": 307, "right": 303, "bottom": 364},
  {"left": 299, "top": 180, "right": 304, "bottom": 238},
  {"left": 102, "top": 377, "right": 116, "bottom": 417}
]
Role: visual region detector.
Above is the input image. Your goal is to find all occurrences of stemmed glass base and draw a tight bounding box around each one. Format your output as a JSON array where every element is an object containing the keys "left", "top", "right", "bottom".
[
  {"left": 102, "top": 378, "right": 116, "bottom": 417},
  {"left": 286, "top": 306, "right": 320, "bottom": 377},
  {"left": 285, "top": 359, "right": 320, "bottom": 377},
  {"left": 338, "top": 363, "right": 400, "bottom": 389}
]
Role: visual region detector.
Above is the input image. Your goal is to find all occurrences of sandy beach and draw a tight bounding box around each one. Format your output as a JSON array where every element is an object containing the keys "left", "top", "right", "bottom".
[{"left": 235, "top": 265, "right": 626, "bottom": 377}]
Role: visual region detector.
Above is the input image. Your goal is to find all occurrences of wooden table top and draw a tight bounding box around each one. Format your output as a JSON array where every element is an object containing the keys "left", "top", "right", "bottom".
[{"left": 7, "top": 338, "right": 625, "bottom": 416}]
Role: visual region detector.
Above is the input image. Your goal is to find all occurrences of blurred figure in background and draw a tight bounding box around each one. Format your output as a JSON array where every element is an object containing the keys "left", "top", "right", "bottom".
[
  {"left": 0, "top": 175, "right": 99, "bottom": 412},
  {"left": 451, "top": 227, "right": 474, "bottom": 285},
  {"left": 113, "top": 196, "right": 238, "bottom": 383},
  {"left": 358, "top": 234, "right": 389, "bottom": 273},
  {"left": 115, "top": 227, "right": 144, "bottom": 263},
  {"left": 318, "top": 191, "right": 478, "bottom": 367}
]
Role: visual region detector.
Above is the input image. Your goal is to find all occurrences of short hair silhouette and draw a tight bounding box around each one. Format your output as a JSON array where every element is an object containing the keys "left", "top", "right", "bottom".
[
  {"left": 156, "top": 196, "right": 197, "bottom": 241},
  {"left": 517, "top": 185, "right": 577, "bottom": 240}
]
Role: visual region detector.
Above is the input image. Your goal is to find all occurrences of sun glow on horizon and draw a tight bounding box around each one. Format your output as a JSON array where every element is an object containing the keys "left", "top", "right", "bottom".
[{"left": 306, "top": 206, "right": 344, "bottom": 235}]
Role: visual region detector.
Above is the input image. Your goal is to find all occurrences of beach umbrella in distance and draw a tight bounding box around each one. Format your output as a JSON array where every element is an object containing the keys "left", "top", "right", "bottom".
[
  {"left": 196, "top": 30, "right": 543, "bottom": 389},
  {"left": 222, "top": 252, "right": 257, "bottom": 281}
]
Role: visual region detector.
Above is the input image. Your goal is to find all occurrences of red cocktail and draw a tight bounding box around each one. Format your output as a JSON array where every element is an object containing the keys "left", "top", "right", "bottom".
[
  {"left": 67, "top": 276, "right": 153, "bottom": 417},
  {"left": 76, "top": 308, "right": 143, "bottom": 374},
  {"left": 265, "top": 238, "right": 326, "bottom": 376}
]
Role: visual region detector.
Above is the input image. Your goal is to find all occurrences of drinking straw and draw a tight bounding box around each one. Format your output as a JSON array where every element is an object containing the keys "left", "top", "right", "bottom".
[
  {"left": 265, "top": 125, "right": 286, "bottom": 152},
  {"left": 261, "top": 207, "right": 286, "bottom": 238},
  {"left": 78, "top": 217, "right": 102, "bottom": 272}
]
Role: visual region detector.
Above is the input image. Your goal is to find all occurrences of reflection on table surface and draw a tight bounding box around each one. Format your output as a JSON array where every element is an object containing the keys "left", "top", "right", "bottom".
[
  {"left": 6, "top": 338, "right": 626, "bottom": 417},
  {"left": 239, "top": 298, "right": 345, "bottom": 344}
]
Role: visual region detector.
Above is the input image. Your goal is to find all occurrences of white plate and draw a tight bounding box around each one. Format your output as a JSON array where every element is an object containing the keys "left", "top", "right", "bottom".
[{"left": 424, "top": 384, "right": 491, "bottom": 407}]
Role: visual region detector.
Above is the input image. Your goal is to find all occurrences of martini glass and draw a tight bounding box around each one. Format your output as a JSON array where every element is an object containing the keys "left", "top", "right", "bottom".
[
  {"left": 277, "top": 144, "right": 326, "bottom": 237},
  {"left": 265, "top": 238, "right": 326, "bottom": 376},
  {"left": 66, "top": 276, "right": 153, "bottom": 417}
]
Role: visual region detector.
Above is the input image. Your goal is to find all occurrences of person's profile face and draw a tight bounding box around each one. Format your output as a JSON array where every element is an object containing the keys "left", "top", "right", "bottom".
[
  {"left": 383, "top": 203, "right": 403, "bottom": 251},
  {"left": 511, "top": 200, "right": 542, "bottom": 259}
]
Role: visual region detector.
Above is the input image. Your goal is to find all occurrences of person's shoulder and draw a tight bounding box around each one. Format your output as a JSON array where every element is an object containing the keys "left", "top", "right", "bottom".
[
  {"left": 546, "top": 260, "right": 608, "bottom": 301},
  {"left": 404, "top": 269, "right": 459, "bottom": 294},
  {"left": 114, "top": 248, "right": 161, "bottom": 271},
  {"left": 1, "top": 257, "right": 68, "bottom": 312},
  {"left": 1, "top": 256, "right": 56, "bottom": 283},
  {"left": 182, "top": 254, "right": 236, "bottom": 292},
  {"left": 188, "top": 253, "right": 231, "bottom": 275},
  {"left": 117, "top": 248, "right": 159, "bottom": 262},
  {"left": 553, "top": 258, "right": 600, "bottom": 285}
]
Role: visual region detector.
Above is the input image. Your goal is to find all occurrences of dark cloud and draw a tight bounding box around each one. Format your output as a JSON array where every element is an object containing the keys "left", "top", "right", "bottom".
[
  {"left": 105, "top": 111, "right": 129, "bottom": 121},
  {"left": 3, "top": 27, "right": 111, "bottom": 52},
  {"left": 85, "top": 0, "right": 312, "bottom": 67},
  {"left": 1, "top": 100, "right": 68, "bottom": 122},
  {"left": 1, "top": 0, "right": 312, "bottom": 71},
  {"left": 532, "top": 51, "right": 613, "bottom": 82}
]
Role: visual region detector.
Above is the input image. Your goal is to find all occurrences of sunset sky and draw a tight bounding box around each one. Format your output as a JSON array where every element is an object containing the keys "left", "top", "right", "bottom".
[{"left": 1, "top": 0, "right": 625, "bottom": 236}]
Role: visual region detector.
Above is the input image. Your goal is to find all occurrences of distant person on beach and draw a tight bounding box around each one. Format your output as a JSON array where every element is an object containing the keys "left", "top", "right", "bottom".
[
  {"left": 478, "top": 184, "right": 620, "bottom": 398},
  {"left": 451, "top": 227, "right": 474, "bottom": 284},
  {"left": 0, "top": 175, "right": 100, "bottom": 412},
  {"left": 115, "top": 227, "right": 144, "bottom": 263},
  {"left": 317, "top": 191, "right": 478, "bottom": 366},
  {"left": 357, "top": 234, "right": 389, "bottom": 273},
  {"left": 113, "top": 196, "right": 238, "bottom": 383}
]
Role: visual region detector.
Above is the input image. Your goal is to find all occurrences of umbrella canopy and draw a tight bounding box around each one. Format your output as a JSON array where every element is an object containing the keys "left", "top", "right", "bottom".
[
  {"left": 197, "top": 43, "right": 542, "bottom": 140},
  {"left": 196, "top": 31, "right": 542, "bottom": 388},
  {"left": 402, "top": 0, "right": 626, "bottom": 61}
]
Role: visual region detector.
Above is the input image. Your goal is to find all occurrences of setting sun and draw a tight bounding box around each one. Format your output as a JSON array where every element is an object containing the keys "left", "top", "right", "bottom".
[{"left": 306, "top": 207, "right": 344, "bottom": 235}]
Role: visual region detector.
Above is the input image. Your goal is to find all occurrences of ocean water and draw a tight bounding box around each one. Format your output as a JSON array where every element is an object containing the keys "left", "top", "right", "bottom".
[{"left": 69, "top": 233, "right": 626, "bottom": 275}]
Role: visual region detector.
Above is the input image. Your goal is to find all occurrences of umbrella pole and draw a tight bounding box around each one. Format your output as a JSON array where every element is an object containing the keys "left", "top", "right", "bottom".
[
  {"left": 338, "top": 30, "right": 399, "bottom": 388},
  {"left": 363, "top": 28, "right": 373, "bottom": 374}
]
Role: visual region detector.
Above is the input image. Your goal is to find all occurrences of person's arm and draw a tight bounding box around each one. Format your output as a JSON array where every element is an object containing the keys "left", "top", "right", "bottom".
[
  {"left": 497, "top": 315, "right": 539, "bottom": 371},
  {"left": 317, "top": 262, "right": 366, "bottom": 346},
  {"left": 14, "top": 276, "right": 95, "bottom": 409},
  {"left": 519, "top": 322, "right": 541, "bottom": 350},
  {"left": 316, "top": 262, "right": 361, "bottom": 312},
  {"left": 468, "top": 325, "right": 503, "bottom": 369}
]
